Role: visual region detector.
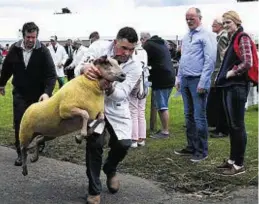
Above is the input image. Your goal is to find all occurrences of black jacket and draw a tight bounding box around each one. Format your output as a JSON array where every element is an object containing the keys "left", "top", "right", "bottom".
[
  {"left": 143, "top": 36, "right": 175, "bottom": 90},
  {"left": 0, "top": 40, "right": 57, "bottom": 100}
]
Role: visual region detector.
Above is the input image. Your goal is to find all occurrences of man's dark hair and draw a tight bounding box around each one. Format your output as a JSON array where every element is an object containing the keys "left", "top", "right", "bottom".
[
  {"left": 22, "top": 22, "right": 39, "bottom": 37},
  {"left": 89, "top": 31, "right": 100, "bottom": 40},
  {"left": 116, "top": 27, "right": 138, "bottom": 43}
]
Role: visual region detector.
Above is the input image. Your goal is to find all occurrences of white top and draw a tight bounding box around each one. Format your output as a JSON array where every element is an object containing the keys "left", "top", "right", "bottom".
[
  {"left": 48, "top": 43, "right": 68, "bottom": 77},
  {"left": 70, "top": 45, "right": 88, "bottom": 68}
]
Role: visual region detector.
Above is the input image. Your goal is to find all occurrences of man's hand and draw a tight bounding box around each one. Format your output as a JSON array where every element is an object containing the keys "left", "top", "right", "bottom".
[
  {"left": 0, "top": 87, "right": 5, "bottom": 96},
  {"left": 57, "top": 63, "right": 63, "bottom": 68},
  {"left": 82, "top": 63, "right": 101, "bottom": 80},
  {"left": 65, "top": 65, "right": 74, "bottom": 70},
  {"left": 226, "top": 70, "right": 236, "bottom": 79},
  {"left": 197, "top": 87, "right": 206, "bottom": 94},
  {"left": 175, "top": 83, "right": 180, "bottom": 91},
  {"left": 39, "top": 93, "right": 49, "bottom": 102}
]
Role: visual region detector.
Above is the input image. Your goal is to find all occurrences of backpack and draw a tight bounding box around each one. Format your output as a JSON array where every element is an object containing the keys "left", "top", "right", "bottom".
[
  {"left": 136, "top": 62, "right": 152, "bottom": 100},
  {"left": 233, "top": 32, "right": 258, "bottom": 85}
]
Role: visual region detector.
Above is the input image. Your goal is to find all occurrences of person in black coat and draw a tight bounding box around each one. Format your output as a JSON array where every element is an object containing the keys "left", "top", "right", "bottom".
[
  {"left": 64, "top": 39, "right": 74, "bottom": 81},
  {"left": 141, "top": 33, "right": 175, "bottom": 139},
  {"left": 0, "top": 22, "right": 56, "bottom": 166}
]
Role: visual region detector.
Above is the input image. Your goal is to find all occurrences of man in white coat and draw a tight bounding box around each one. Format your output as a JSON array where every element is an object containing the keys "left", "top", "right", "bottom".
[
  {"left": 48, "top": 36, "right": 68, "bottom": 88},
  {"left": 75, "top": 27, "right": 142, "bottom": 204},
  {"left": 65, "top": 39, "right": 88, "bottom": 74}
]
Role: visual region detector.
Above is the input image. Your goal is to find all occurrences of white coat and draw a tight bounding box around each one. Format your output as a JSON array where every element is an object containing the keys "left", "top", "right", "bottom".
[
  {"left": 74, "top": 40, "right": 142, "bottom": 140},
  {"left": 69, "top": 45, "right": 88, "bottom": 68},
  {"left": 48, "top": 43, "right": 68, "bottom": 77}
]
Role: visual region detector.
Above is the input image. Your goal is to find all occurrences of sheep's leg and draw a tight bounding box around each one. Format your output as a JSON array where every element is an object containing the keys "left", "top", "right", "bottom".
[
  {"left": 21, "top": 145, "right": 28, "bottom": 176},
  {"left": 87, "top": 112, "right": 105, "bottom": 136},
  {"left": 30, "top": 135, "right": 45, "bottom": 163},
  {"left": 70, "top": 108, "right": 89, "bottom": 144}
]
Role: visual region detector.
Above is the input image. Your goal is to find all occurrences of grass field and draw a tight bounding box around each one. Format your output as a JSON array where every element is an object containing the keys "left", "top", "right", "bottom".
[{"left": 0, "top": 80, "right": 258, "bottom": 199}]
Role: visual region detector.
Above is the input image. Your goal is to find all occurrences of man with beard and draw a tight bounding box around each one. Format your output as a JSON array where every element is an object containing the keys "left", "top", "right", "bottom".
[
  {"left": 74, "top": 27, "right": 142, "bottom": 204},
  {"left": 0, "top": 22, "right": 56, "bottom": 166}
]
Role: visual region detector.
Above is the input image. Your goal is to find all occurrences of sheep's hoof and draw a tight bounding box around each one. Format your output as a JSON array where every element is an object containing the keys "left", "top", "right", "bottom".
[
  {"left": 22, "top": 165, "right": 28, "bottom": 176},
  {"left": 75, "top": 135, "right": 83, "bottom": 144},
  {"left": 30, "top": 154, "right": 39, "bottom": 163}
]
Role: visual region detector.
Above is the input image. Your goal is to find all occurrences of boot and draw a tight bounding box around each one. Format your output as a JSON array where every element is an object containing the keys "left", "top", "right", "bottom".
[
  {"left": 106, "top": 174, "right": 120, "bottom": 194},
  {"left": 14, "top": 154, "right": 22, "bottom": 166},
  {"left": 86, "top": 195, "right": 101, "bottom": 204}
]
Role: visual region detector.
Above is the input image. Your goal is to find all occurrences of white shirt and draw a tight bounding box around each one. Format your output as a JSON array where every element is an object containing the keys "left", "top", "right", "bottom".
[
  {"left": 21, "top": 41, "right": 35, "bottom": 67},
  {"left": 48, "top": 43, "right": 68, "bottom": 77},
  {"left": 70, "top": 45, "right": 88, "bottom": 68},
  {"left": 75, "top": 40, "right": 142, "bottom": 140}
]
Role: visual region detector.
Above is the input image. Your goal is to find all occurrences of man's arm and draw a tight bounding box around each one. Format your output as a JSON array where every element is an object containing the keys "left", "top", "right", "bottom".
[
  {"left": 61, "top": 47, "right": 68, "bottom": 66},
  {"left": 198, "top": 33, "right": 217, "bottom": 90},
  {"left": 42, "top": 47, "right": 57, "bottom": 97},
  {"left": 0, "top": 48, "right": 14, "bottom": 87}
]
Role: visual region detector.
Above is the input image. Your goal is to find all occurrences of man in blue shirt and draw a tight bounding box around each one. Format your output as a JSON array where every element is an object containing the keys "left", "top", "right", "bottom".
[{"left": 174, "top": 7, "right": 217, "bottom": 162}]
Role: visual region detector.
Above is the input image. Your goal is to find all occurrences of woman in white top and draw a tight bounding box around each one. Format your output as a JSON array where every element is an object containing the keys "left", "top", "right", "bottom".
[{"left": 129, "top": 43, "right": 149, "bottom": 148}]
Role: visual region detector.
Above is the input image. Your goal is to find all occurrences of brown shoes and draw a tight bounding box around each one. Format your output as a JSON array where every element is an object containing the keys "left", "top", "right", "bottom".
[
  {"left": 106, "top": 174, "right": 120, "bottom": 194},
  {"left": 86, "top": 195, "right": 100, "bottom": 204}
]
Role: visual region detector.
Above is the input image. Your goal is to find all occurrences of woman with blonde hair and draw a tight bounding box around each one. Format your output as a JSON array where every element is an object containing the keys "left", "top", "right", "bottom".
[{"left": 215, "top": 11, "right": 255, "bottom": 176}]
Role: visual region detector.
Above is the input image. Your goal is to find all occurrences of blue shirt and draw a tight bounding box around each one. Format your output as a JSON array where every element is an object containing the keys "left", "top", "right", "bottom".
[{"left": 177, "top": 26, "right": 217, "bottom": 90}]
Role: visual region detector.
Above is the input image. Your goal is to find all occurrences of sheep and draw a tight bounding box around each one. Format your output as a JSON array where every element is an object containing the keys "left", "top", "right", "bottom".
[{"left": 19, "top": 55, "right": 126, "bottom": 176}]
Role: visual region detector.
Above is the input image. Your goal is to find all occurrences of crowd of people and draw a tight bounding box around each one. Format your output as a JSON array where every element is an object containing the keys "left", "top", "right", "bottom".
[{"left": 0, "top": 7, "right": 257, "bottom": 204}]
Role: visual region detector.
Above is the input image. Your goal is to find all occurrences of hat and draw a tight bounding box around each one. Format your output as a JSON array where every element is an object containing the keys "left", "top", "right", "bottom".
[
  {"left": 74, "top": 38, "right": 82, "bottom": 44},
  {"left": 50, "top": 35, "right": 57, "bottom": 41},
  {"left": 223, "top": 11, "right": 242, "bottom": 25}
]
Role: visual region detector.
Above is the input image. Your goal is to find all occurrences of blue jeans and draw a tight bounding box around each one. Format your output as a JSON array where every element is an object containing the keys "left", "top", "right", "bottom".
[
  {"left": 181, "top": 76, "right": 208, "bottom": 157},
  {"left": 153, "top": 88, "right": 173, "bottom": 110},
  {"left": 222, "top": 84, "right": 249, "bottom": 166}
]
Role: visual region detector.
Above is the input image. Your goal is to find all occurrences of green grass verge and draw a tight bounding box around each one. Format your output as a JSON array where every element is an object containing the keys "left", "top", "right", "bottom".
[{"left": 0, "top": 80, "right": 258, "bottom": 198}]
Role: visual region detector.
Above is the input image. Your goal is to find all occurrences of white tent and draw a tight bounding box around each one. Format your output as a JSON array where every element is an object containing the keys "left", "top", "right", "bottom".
[{"left": 0, "top": 1, "right": 258, "bottom": 42}]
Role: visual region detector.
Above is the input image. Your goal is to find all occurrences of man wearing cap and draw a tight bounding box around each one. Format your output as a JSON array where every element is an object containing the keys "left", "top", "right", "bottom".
[
  {"left": 65, "top": 39, "right": 88, "bottom": 78},
  {"left": 48, "top": 35, "right": 68, "bottom": 88}
]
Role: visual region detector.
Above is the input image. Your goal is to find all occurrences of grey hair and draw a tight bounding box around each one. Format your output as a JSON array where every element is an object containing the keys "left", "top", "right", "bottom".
[
  {"left": 140, "top": 32, "right": 151, "bottom": 40},
  {"left": 195, "top": 8, "right": 202, "bottom": 18},
  {"left": 214, "top": 16, "right": 223, "bottom": 25}
]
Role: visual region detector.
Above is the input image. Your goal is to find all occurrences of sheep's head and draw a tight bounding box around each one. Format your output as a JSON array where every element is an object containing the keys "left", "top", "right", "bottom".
[{"left": 93, "top": 55, "right": 126, "bottom": 82}]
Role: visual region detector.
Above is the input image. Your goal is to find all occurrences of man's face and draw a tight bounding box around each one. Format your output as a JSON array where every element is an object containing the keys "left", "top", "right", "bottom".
[
  {"left": 212, "top": 20, "right": 222, "bottom": 34},
  {"left": 66, "top": 40, "right": 72, "bottom": 46},
  {"left": 24, "top": 31, "right": 37, "bottom": 49},
  {"left": 113, "top": 38, "right": 136, "bottom": 63},
  {"left": 186, "top": 10, "right": 201, "bottom": 30},
  {"left": 50, "top": 40, "right": 56, "bottom": 46}
]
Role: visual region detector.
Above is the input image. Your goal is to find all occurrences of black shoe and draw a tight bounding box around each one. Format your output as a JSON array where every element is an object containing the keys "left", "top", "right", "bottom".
[
  {"left": 216, "top": 159, "right": 233, "bottom": 169},
  {"left": 14, "top": 155, "right": 22, "bottom": 166},
  {"left": 210, "top": 132, "right": 228, "bottom": 138},
  {"left": 174, "top": 148, "right": 193, "bottom": 156}
]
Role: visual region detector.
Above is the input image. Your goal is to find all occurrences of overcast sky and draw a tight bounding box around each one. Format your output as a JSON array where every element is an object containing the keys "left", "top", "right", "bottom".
[{"left": 0, "top": 0, "right": 237, "bottom": 12}]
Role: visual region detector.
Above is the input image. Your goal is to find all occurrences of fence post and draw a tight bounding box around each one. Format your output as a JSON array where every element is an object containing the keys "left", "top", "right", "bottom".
[{"left": 150, "top": 90, "right": 157, "bottom": 132}]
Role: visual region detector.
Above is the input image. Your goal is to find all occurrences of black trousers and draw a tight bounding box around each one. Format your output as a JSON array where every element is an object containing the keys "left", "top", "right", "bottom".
[
  {"left": 64, "top": 58, "right": 74, "bottom": 81},
  {"left": 85, "top": 119, "right": 132, "bottom": 195},
  {"left": 222, "top": 85, "right": 249, "bottom": 166},
  {"left": 13, "top": 90, "right": 37, "bottom": 155},
  {"left": 206, "top": 87, "right": 229, "bottom": 134}
]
